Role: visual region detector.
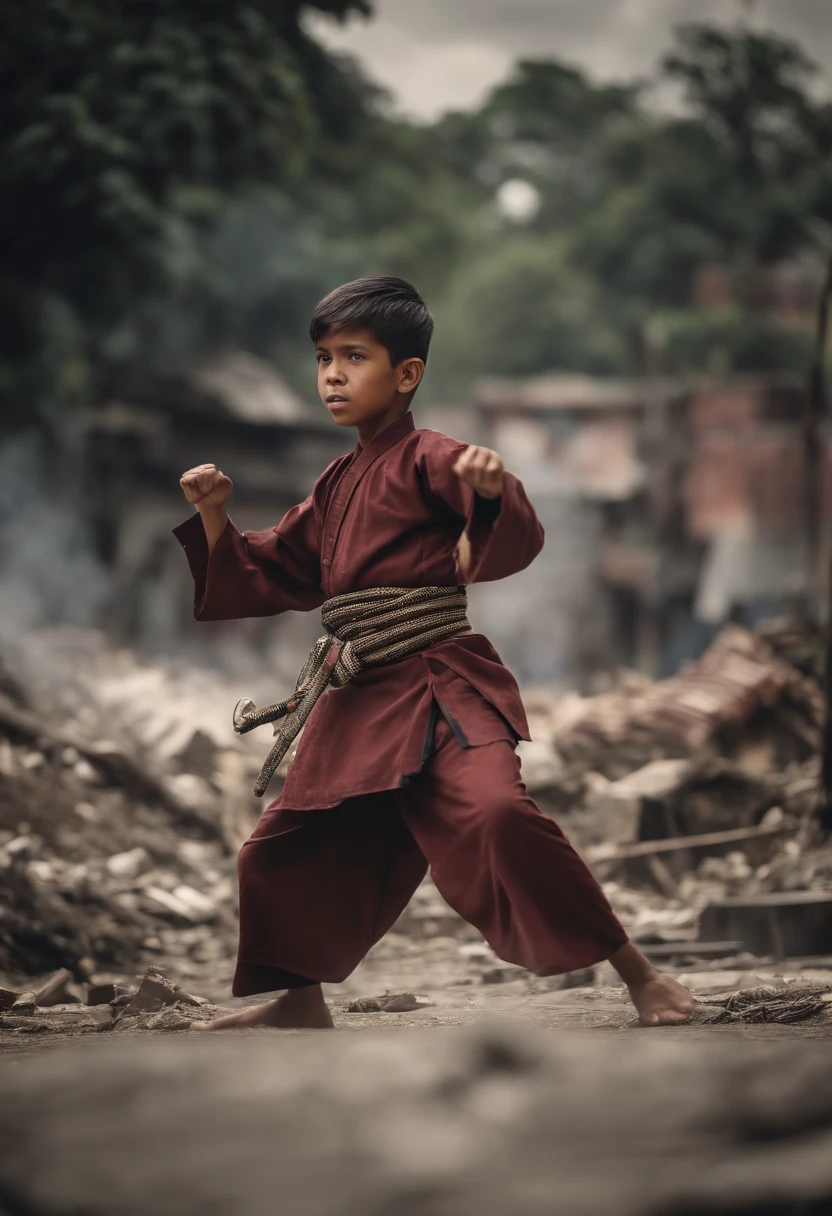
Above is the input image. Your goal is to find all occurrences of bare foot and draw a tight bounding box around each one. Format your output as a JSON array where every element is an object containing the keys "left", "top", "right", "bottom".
[
  {"left": 627, "top": 973, "right": 696, "bottom": 1027},
  {"left": 190, "top": 984, "right": 334, "bottom": 1032},
  {"left": 608, "top": 942, "right": 695, "bottom": 1027}
]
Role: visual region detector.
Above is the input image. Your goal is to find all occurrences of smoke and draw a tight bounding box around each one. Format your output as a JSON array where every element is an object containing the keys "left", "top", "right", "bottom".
[{"left": 0, "top": 431, "right": 111, "bottom": 642}]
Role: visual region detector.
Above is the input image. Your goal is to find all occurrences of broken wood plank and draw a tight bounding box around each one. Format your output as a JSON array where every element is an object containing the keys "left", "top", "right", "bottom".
[
  {"left": 587, "top": 820, "right": 793, "bottom": 862},
  {"left": 699, "top": 891, "right": 832, "bottom": 958},
  {"left": 11, "top": 991, "right": 36, "bottom": 1016},
  {"left": 0, "top": 987, "right": 19, "bottom": 1012},
  {"left": 638, "top": 941, "right": 745, "bottom": 961},
  {"left": 644, "top": 854, "right": 680, "bottom": 900},
  {"left": 33, "top": 968, "right": 75, "bottom": 1007}
]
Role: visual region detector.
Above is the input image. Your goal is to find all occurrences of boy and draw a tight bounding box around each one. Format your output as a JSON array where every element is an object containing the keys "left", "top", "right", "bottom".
[{"left": 174, "top": 275, "right": 694, "bottom": 1030}]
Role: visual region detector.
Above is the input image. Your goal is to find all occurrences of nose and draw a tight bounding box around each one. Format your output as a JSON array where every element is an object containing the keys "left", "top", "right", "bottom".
[{"left": 326, "top": 362, "right": 345, "bottom": 385}]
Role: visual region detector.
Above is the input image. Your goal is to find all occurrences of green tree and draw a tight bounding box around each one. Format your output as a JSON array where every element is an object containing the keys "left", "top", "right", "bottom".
[
  {"left": 434, "top": 59, "right": 643, "bottom": 231},
  {"left": 0, "top": 0, "right": 371, "bottom": 420},
  {"left": 430, "top": 236, "right": 632, "bottom": 394},
  {"left": 663, "top": 22, "right": 832, "bottom": 261},
  {"left": 429, "top": 23, "right": 830, "bottom": 383}
]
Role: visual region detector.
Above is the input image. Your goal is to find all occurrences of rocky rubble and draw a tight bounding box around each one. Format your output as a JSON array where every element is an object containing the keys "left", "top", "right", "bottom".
[
  {"left": 0, "top": 628, "right": 269, "bottom": 995},
  {"left": 0, "top": 966, "right": 222, "bottom": 1035},
  {"left": 0, "top": 620, "right": 829, "bottom": 1009},
  {"left": 523, "top": 622, "right": 826, "bottom": 869},
  {"left": 396, "top": 622, "right": 831, "bottom": 971}
]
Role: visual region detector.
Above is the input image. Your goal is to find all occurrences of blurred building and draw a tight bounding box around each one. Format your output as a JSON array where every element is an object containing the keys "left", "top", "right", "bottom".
[
  {"left": 692, "top": 258, "right": 825, "bottom": 335},
  {"left": 66, "top": 358, "right": 830, "bottom": 689},
  {"left": 471, "top": 372, "right": 829, "bottom": 686},
  {"left": 82, "top": 352, "right": 350, "bottom": 663}
]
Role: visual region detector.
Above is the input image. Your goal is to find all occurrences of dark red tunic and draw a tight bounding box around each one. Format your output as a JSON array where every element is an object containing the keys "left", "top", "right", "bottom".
[{"left": 173, "top": 410, "right": 544, "bottom": 811}]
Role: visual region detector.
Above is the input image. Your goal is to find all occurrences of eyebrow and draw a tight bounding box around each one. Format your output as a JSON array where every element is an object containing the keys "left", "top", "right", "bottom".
[{"left": 315, "top": 341, "right": 372, "bottom": 354}]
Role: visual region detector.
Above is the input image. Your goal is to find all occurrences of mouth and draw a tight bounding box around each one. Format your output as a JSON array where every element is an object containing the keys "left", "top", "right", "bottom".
[{"left": 325, "top": 394, "right": 349, "bottom": 410}]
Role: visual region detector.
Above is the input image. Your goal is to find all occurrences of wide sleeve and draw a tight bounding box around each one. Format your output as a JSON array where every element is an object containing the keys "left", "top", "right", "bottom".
[
  {"left": 416, "top": 433, "right": 545, "bottom": 583},
  {"left": 172, "top": 495, "right": 324, "bottom": 621}
]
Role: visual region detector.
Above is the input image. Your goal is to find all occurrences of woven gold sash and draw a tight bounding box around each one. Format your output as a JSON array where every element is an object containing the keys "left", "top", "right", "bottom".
[{"left": 234, "top": 585, "right": 470, "bottom": 796}]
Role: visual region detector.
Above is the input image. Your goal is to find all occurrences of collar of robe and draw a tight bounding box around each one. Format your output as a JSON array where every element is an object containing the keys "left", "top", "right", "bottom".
[{"left": 321, "top": 410, "right": 416, "bottom": 596}]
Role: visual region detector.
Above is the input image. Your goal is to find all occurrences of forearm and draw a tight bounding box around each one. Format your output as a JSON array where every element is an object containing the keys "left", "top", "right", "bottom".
[
  {"left": 197, "top": 503, "right": 228, "bottom": 554},
  {"left": 461, "top": 477, "right": 543, "bottom": 583},
  {"left": 173, "top": 493, "right": 325, "bottom": 621}
]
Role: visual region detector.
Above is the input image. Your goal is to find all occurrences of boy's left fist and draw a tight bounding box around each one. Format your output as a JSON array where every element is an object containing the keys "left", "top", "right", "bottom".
[{"left": 453, "top": 445, "right": 505, "bottom": 499}]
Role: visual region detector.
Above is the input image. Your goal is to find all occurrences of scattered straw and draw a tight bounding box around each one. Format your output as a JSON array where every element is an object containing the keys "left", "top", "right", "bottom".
[{"left": 697, "top": 984, "right": 829, "bottom": 1025}]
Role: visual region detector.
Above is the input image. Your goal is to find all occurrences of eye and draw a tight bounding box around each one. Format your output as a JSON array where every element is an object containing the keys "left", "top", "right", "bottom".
[
  {"left": 316, "top": 353, "right": 330, "bottom": 364},
  {"left": 349, "top": 352, "right": 363, "bottom": 361}
]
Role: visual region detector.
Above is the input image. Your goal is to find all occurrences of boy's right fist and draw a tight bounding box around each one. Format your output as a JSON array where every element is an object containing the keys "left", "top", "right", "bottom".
[{"left": 180, "top": 463, "right": 233, "bottom": 508}]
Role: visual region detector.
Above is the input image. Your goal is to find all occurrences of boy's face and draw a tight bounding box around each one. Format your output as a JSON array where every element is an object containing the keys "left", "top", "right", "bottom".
[{"left": 314, "top": 325, "right": 424, "bottom": 431}]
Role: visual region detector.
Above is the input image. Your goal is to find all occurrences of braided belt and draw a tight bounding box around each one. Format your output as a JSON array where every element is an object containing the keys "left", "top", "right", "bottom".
[{"left": 234, "top": 585, "right": 471, "bottom": 797}]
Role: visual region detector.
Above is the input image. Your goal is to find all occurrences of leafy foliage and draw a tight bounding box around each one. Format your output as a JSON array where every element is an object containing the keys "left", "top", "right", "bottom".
[
  {"left": 430, "top": 23, "right": 830, "bottom": 383},
  {"left": 0, "top": 0, "right": 372, "bottom": 414},
  {"left": 1, "top": 12, "right": 829, "bottom": 423}
]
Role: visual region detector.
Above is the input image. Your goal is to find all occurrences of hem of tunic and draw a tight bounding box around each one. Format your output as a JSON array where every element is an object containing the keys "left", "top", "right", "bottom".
[
  {"left": 263, "top": 762, "right": 430, "bottom": 815},
  {"left": 530, "top": 935, "right": 630, "bottom": 978},
  {"left": 267, "top": 681, "right": 520, "bottom": 816},
  {"left": 265, "top": 735, "right": 518, "bottom": 815},
  {"left": 263, "top": 689, "right": 442, "bottom": 815},
  {"left": 232, "top": 935, "right": 632, "bottom": 997},
  {"left": 232, "top": 962, "right": 319, "bottom": 998}
]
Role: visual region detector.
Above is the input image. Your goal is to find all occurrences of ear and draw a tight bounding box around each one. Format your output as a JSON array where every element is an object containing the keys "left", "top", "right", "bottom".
[{"left": 396, "top": 357, "right": 425, "bottom": 395}]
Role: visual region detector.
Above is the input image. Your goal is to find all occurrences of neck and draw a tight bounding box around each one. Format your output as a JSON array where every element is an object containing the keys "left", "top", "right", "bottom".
[{"left": 356, "top": 406, "right": 409, "bottom": 449}]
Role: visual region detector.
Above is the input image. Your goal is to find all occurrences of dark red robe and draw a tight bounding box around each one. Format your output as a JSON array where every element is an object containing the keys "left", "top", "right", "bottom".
[
  {"left": 173, "top": 410, "right": 542, "bottom": 811},
  {"left": 174, "top": 410, "right": 628, "bottom": 995}
]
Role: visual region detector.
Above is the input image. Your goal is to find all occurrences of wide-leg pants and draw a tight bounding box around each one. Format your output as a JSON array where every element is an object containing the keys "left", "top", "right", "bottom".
[{"left": 233, "top": 708, "right": 629, "bottom": 997}]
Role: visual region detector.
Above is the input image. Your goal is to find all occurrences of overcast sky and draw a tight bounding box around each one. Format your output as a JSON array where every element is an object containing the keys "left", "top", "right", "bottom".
[{"left": 307, "top": 0, "right": 832, "bottom": 119}]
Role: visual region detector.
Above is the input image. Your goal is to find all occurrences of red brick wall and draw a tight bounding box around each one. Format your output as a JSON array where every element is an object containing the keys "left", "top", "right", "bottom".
[{"left": 686, "top": 385, "right": 831, "bottom": 540}]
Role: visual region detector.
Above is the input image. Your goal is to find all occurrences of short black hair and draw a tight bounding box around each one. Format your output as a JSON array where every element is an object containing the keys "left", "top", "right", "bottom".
[{"left": 310, "top": 275, "right": 434, "bottom": 366}]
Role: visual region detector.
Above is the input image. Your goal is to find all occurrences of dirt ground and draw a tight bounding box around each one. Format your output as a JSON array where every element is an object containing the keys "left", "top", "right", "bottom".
[
  {"left": 2, "top": 931, "right": 830, "bottom": 1058},
  {"left": 2, "top": 933, "right": 831, "bottom": 1216}
]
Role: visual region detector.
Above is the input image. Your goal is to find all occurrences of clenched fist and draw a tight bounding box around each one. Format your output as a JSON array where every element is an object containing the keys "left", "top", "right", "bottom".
[
  {"left": 180, "top": 463, "right": 233, "bottom": 508},
  {"left": 452, "top": 445, "right": 504, "bottom": 500}
]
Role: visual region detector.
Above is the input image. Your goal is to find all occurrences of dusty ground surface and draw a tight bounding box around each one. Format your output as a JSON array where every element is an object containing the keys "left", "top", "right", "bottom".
[
  {"left": 2, "top": 989, "right": 830, "bottom": 1059},
  {"left": 2, "top": 1024, "right": 832, "bottom": 1216},
  {"left": 2, "top": 930, "right": 831, "bottom": 1057}
]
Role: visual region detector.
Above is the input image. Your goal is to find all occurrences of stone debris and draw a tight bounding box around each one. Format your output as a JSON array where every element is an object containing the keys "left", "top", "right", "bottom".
[
  {"left": 345, "top": 992, "right": 428, "bottom": 1014},
  {"left": 0, "top": 967, "right": 221, "bottom": 1036},
  {"left": 143, "top": 1007, "right": 197, "bottom": 1031},
  {"left": 550, "top": 624, "right": 822, "bottom": 777},
  {"left": 391, "top": 622, "right": 829, "bottom": 968},
  {"left": 0, "top": 1017, "right": 51, "bottom": 1033},
  {"left": 11, "top": 991, "right": 37, "bottom": 1016},
  {"left": 33, "top": 968, "right": 77, "bottom": 1007},
  {"left": 105, "top": 848, "right": 150, "bottom": 879},
  {"left": 173, "top": 990, "right": 212, "bottom": 1008},
  {"left": 115, "top": 970, "right": 179, "bottom": 1018},
  {"left": 38, "top": 1005, "right": 114, "bottom": 1028},
  {"left": 0, "top": 618, "right": 830, "bottom": 1019},
  {"left": 0, "top": 632, "right": 263, "bottom": 995},
  {"left": 87, "top": 981, "right": 134, "bottom": 1006},
  {"left": 378, "top": 992, "right": 423, "bottom": 1013},
  {"left": 0, "top": 986, "right": 18, "bottom": 1011}
]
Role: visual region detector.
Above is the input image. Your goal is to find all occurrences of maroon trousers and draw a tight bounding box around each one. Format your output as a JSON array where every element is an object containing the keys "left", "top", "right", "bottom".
[{"left": 233, "top": 706, "right": 629, "bottom": 997}]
